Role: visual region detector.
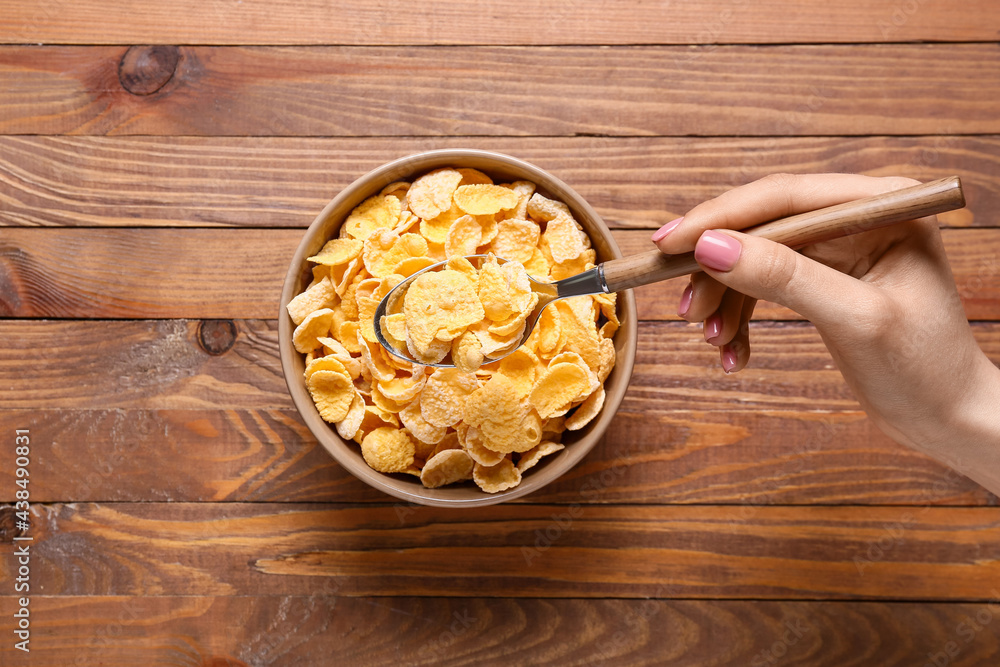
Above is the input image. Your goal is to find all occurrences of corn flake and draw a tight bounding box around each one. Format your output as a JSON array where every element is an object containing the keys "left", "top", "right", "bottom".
[
  {"left": 308, "top": 238, "right": 363, "bottom": 267},
  {"left": 504, "top": 181, "right": 536, "bottom": 220},
  {"left": 464, "top": 375, "right": 542, "bottom": 454},
  {"left": 408, "top": 168, "right": 463, "bottom": 220},
  {"left": 363, "top": 231, "right": 429, "bottom": 279},
  {"left": 462, "top": 426, "right": 505, "bottom": 466},
  {"left": 473, "top": 458, "right": 521, "bottom": 493},
  {"left": 496, "top": 347, "right": 539, "bottom": 398},
  {"left": 404, "top": 269, "right": 483, "bottom": 350},
  {"left": 336, "top": 390, "right": 367, "bottom": 440},
  {"left": 516, "top": 441, "right": 565, "bottom": 474},
  {"left": 361, "top": 426, "right": 415, "bottom": 473},
  {"left": 565, "top": 384, "right": 606, "bottom": 431},
  {"left": 543, "top": 215, "right": 587, "bottom": 264},
  {"left": 394, "top": 256, "right": 436, "bottom": 278},
  {"left": 344, "top": 195, "right": 402, "bottom": 240},
  {"left": 453, "top": 184, "right": 519, "bottom": 216},
  {"left": 457, "top": 168, "right": 493, "bottom": 186},
  {"left": 529, "top": 362, "right": 590, "bottom": 420},
  {"left": 378, "top": 371, "right": 427, "bottom": 403},
  {"left": 400, "top": 397, "right": 448, "bottom": 445},
  {"left": 293, "top": 307, "right": 335, "bottom": 353},
  {"left": 287, "top": 276, "right": 337, "bottom": 326},
  {"left": 452, "top": 331, "right": 485, "bottom": 373},
  {"left": 421, "top": 449, "right": 475, "bottom": 488},
  {"left": 491, "top": 219, "right": 539, "bottom": 264},
  {"left": 445, "top": 214, "right": 483, "bottom": 258},
  {"left": 307, "top": 369, "right": 355, "bottom": 423},
  {"left": 421, "top": 368, "right": 479, "bottom": 427}
]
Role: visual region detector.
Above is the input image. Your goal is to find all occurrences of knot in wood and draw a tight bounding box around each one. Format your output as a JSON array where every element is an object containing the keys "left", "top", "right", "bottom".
[
  {"left": 198, "top": 320, "right": 238, "bottom": 356},
  {"left": 118, "top": 45, "right": 180, "bottom": 96},
  {"left": 0, "top": 505, "right": 18, "bottom": 544}
]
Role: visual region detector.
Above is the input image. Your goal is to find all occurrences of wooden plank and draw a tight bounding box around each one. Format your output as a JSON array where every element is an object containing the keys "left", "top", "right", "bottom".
[
  {"left": 2, "top": 45, "right": 999, "bottom": 136},
  {"left": 3, "top": 0, "right": 997, "bottom": 45},
  {"left": 1, "top": 407, "right": 993, "bottom": 506},
  {"left": 1, "top": 135, "right": 997, "bottom": 230},
  {"left": 0, "top": 320, "right": 997, "bottom": 412},
  {"left": 0, "top": 319, "right": 288, "bottom": 410},
  {"left": 2, "top": 228, "right": 997, "bottom": 320},
  {"left": 2, "top": 597, "right": 999, "bottom": 667},
  {"left": 8, "top": 502, "right": 1000, "bottom": 599}
]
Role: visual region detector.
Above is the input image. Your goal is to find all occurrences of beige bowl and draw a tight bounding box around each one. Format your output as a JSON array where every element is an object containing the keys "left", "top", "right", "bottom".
[{"left": 279, "top": 149, "right": 638, "bottom": 507}]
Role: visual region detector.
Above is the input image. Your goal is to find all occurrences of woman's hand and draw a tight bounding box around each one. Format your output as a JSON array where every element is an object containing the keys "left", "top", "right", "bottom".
[{"left": 652, "top": 173, "right": 1000, "bottom": 493}]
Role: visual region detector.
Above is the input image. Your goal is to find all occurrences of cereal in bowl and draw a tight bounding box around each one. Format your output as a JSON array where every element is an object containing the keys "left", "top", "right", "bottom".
[{"left": 287, "top": 167, "right": 616, "bottom": 492}]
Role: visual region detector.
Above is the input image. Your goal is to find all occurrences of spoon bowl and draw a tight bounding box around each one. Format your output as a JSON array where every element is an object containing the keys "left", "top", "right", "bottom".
[{"left": 374, "top": 254, "right": 596, "bottom": 368}]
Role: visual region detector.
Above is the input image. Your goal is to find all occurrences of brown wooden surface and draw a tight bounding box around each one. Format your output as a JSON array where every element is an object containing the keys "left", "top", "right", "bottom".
[
  {"left": 2, "top": 1, "right": 1000, "bottom": 665},
  {"left": 3, "top": 45, "right": 1000, "bottom": 136},
  {"left": 2, "top": 597, "right": 999, "bottom": 667},
  {"left": 3, "top": 503, "right": 999, "bottom": 599},
  {"left": 3, "top": 0, "right": 998, "bottom": 45},
  {"left": 1, "top": 136, "right": 995, "bottom": 229},
  {"left": 0, "top": 407, "right": 994, "bottom": 506}
]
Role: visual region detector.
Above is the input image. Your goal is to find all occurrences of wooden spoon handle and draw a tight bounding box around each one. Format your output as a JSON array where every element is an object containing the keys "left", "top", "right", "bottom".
[{"left": 600, "top": 176, "right": 966, "bottom": 293}]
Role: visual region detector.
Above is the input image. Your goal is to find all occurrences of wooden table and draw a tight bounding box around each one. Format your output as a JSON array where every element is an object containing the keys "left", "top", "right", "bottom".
[{"left": 2, "top": 2, "right": 999, "bottom": 664}]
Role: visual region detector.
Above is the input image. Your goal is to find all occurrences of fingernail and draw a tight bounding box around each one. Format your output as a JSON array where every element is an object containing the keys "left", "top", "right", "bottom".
[
  {"left": 651, "top": 217, "right": 684, "bottom": 243},
  {"left": 705, "top": 313, "right": 722, "bottom": 344},
  {"left": 695, "top": 230, "right": 741, "bottom": 272},
  {"left": 721, "top": 344, "right": 738, "bottom": 374},
  {"left": 678, "top": 284, "right": 693, "bottom": 318}
]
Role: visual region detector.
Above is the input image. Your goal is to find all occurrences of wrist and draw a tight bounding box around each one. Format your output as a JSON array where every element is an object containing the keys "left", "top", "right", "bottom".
[{"left": 913, "top": 353, "right": 1000, "bottom": 496}]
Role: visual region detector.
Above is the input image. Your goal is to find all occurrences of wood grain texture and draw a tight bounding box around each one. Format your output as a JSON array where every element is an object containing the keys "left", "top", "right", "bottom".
[
  {"left": 1, "top": 136, "right": 996, "bottom": 229},
  {"left": 2, "top": 228, "right": 997, "bottom": 319},
  {"left": 2, "top": 45, "right": 999, "bottom": 136},
  {"left": 2, "top": 597, "right": 999, "bottom": 667},
  {"left": 1, "top": 408, "right": 993, "bottom": 506},
  {"left": 6, "top": 502, "right": 999, "bottom": 599},
  {"left": 0, "top": 320, "right": 997, "bottom": 411},
  {"left": 3, "top": 0, "right": 998, "bottom": 45}
]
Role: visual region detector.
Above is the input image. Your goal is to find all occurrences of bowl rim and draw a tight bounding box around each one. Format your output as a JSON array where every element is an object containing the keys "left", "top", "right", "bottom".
[{"left": 279, "top": 148, "right": 638, "bottom": 507}]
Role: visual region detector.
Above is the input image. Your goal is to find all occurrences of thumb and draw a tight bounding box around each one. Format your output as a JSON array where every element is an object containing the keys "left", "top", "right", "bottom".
[{"left": 692, "top": 229, "right": 882, "bottom": 330}]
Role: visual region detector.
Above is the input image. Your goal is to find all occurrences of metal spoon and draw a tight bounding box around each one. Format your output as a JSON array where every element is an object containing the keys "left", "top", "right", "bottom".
[{"left": 375, "top": 176, "right": 964, "bottom": 367}]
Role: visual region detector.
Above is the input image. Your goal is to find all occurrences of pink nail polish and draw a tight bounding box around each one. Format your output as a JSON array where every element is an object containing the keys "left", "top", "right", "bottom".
[
  {"left": 695, "top": 230, "right": 741, "bottom": 272},
  {"left": 678, "top": 284, "right": 693, "bottom": 318},
  {"left": 705, "top": 313, "right": 722, "bottom": 344},
  {"left": 721, "top": 345, "right": 738, "bottom": 374},
  {"left": 651, "top": 217, "right": 684, "bottom": 243}
]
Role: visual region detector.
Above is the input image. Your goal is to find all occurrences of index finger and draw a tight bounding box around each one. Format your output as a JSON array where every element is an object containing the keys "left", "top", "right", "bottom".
[{"left": 653, "top": 173, "right": 920, "bottom": 254}]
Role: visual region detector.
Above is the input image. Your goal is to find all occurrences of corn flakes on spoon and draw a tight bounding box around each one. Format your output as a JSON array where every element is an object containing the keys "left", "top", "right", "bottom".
[{"left": 375, "top": 177, "right": 964, "bottom": 368}]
